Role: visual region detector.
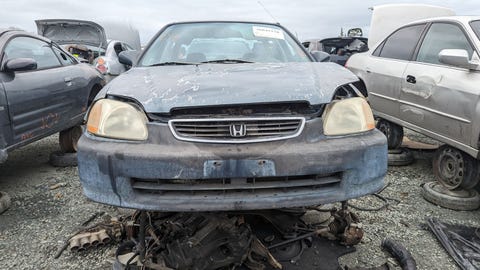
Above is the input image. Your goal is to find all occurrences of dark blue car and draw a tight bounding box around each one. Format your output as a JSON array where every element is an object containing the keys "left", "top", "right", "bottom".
[{"left": 0, "top": 28, "right": 105, "bottom": 163}]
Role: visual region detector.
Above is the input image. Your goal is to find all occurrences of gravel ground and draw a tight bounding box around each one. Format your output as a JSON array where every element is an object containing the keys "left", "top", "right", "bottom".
[{"left": 0, "top": 131, "right": 479, "bottom": 270}]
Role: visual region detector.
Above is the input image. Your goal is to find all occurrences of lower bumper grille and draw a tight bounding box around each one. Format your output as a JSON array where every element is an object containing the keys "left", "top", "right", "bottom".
[{"left": 132, "top": 173, "right": 342, "bottom": 195}]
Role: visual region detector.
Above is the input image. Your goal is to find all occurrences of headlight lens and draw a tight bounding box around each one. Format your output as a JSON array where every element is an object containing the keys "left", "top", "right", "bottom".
[
  {"left": 86, "top": 99, "right": 148, "bottom": 140},
  {"left": 323, "top": 97, "right": 375, "bottom": 136}
]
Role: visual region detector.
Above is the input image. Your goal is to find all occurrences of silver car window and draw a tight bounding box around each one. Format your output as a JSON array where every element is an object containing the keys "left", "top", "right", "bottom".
[
  {"left": 378, "top": 24, "right": 426, "bottom": 61},
  {"left": 417, "top": 23, "right": 474, "bottom": 65},
  {"left": 469, "top": 20, "right": 480, "bottom": 41},
  {"left": 4, "top": 36, "right": 61, "bottom": 69}
]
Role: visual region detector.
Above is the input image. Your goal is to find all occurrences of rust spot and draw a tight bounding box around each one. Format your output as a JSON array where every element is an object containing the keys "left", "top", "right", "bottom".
[
  {"left": 41, "top": 113, "right": 60, "bottom": 129},
  {"left": 21, "top": 132, "right": 34, "bottom": 141}
]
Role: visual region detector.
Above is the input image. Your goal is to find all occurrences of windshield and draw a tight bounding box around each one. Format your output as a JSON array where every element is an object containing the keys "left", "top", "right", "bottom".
[
  {"left": 139, "top": 22, "right": 311, "bottom": 66},
  {"left": 470, "top": 20, "right": 480, "bottom": 40}
]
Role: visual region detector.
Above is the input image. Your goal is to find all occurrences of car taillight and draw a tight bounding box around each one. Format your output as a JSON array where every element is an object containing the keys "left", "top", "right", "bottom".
[{"left": 95, "top": 57, "right": 108, "bottom": 74}]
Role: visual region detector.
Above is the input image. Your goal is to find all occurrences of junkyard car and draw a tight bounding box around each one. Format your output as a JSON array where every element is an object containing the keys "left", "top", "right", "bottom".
[
  {"left": 303, "top": 30, "right": 368, "bottom": 66},
  {"left": 347, "top": 15, "right": 480, "bottom": 189},
  {"left": 78, "top": 21, "right": 387, "bottom": 211},
  {"left": 0, "top": 28, "right": 105, "bottom": 163},
  {"left": 35, "top": 19, "right": 141, "bottom": 82}
]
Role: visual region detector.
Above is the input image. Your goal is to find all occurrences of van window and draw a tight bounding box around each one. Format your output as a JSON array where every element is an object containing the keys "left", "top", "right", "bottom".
[{"left": 378, "top": 24, "right": 426, "bottom": 61}]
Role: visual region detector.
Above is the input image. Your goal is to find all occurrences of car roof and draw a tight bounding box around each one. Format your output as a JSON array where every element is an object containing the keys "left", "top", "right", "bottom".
[
  {"left": 0, "top": 28, "right": 53, "bottom": 43},
  {"left": 164, "top": 20, "right": 281, "bottom": 27},
  {"left": 407, "top": 16, "right": 480, "bottom": 26},
  {"left": 0, "top": 28, "right": 19, "bottom": 37}
]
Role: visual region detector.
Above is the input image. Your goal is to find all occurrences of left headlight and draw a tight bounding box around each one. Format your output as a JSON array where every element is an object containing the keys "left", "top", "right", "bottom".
[
  {"left": 323, "top": 97, "right": 375, "bottom": 136},
  {"left": 86, "top": 99, "right": 148, "bottom": 141}
]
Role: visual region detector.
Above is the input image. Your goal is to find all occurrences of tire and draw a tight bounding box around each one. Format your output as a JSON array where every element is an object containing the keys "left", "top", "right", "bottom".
[
  {"left": 0, "top": 191, "right": 11, "bottom": 214},
  {"left": 422, "top": 181, "right": 480, "bottom": 211},
  {"left": 376, "top": 119, "right": 404, "bottom": 149},
  {"left": 59, "top": 126, "right": 83, "bottom": 153},
  {"left": 432, "top": 145, "right": 480, "bottom": 190},
  {"left": 49, "top": 151, "right": 78, "bottom": 167},
  {"left": 388, "top": 148, "right": 414, "bottom": 166}
]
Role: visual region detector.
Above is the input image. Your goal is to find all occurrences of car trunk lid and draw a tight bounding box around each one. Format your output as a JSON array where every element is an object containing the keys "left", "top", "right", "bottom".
[{"left": 35, "top": 19, "right": 108, "bottom": 49}]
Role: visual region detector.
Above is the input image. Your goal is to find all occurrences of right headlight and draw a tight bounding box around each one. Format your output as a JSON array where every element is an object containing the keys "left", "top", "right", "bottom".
[
  {"left": 86, "top": 99, "right": 148, "bottom": 141},
  {"left": 323, "top": 97, "right": 375, "bottom": 136}
]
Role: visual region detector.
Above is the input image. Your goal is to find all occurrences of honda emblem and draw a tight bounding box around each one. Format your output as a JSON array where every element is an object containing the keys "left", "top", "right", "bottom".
[{"left": 229, "top": 124, "right": 247, "bottom": 137}]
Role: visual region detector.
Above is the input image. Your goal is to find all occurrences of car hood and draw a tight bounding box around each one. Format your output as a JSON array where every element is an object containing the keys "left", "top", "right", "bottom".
[
  {"left": 35, "top": 19, "right": 107, "bottom": 49},
  {"left": 103, "top": 62, "right": 358, "bottom": 113}
]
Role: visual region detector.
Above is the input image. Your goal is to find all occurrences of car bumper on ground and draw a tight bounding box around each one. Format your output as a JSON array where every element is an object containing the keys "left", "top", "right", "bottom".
[{"left": 78, "top": 121, "right": 387, "bottom": 211}]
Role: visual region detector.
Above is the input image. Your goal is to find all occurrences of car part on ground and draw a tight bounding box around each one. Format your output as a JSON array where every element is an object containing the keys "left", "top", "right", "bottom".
[
  {"left": 49, "top": 151, "right": 78, "bottom": 167},
  {"left": 346, "top": 238, "right": 417, "bottom": 270},
  {"left": 0, "top": 191, "right": 11, "bottom": 214},
  {"left": 60, "top": 205, "right": 363, "bottom": 269},
  {"left": 381, "top": 238, "right": 417, "bottom": 270},
  {"left": 388, "top": 148, "right": 414, "bottom": 166},
  {"left": 400, "top": 137, "right": 439, "bottom": 151},
  {"left": 0, "top": 28, "right": 105, "bottom": 164},
  {"left": 427, "top": 218, "right": 480, "bottom": 270},
  {"left": 59, "top": 126, "right": 83, "bottom": 153},
  {"left": 376, "top": 119, "right": 403, "bottom": 149},
  {"left": 433, "top": 145, "right": 480, "bottom": 190},
  {"left": 78, "top": 21, "right": 387, "bottom": 212},
  {"left": 421, "top": 181, "right": 480, "bottom": 211}
]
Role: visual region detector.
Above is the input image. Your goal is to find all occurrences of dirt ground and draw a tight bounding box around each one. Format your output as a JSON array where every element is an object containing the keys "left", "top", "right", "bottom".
[{"left": 0, "top": 132, "right": 479, "bottom": 270}]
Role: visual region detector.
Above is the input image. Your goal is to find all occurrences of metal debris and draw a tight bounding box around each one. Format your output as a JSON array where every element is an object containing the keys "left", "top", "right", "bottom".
[
  {"left": 62, "top": 205, "right": 364, "bottom": 269},
  {"left": 66, "top": 216, "right": 124, "bottom": 252},
  {"left": 49, "top": 182, "right": 66, "bottom": 190}
]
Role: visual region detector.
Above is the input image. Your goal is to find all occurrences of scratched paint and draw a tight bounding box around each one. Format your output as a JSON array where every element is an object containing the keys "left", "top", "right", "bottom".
[{"left": 102, "top": 62, "right": 358, "bottom": 113}]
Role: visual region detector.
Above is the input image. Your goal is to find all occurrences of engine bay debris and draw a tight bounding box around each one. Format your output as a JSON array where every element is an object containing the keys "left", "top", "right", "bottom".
[{"left": 61, "top": 204, "right": 364, "bottom": 270}]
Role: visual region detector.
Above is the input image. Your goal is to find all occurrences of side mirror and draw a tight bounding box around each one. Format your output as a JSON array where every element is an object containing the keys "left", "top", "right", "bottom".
[
  {"left": 4, "top": 58, "right": 37, "bottom": 72},
  {"left": 118, "top": 50, "right": 140, "bottom": 67},
  {"left": 438, "top": 49, "right": 479, "bottom": 70},
  {"left": 348, "top": 28, "right": 363, "bottom": 37},
  {"left": 311, "top": 51, "right": 330, "bottom": 62}
]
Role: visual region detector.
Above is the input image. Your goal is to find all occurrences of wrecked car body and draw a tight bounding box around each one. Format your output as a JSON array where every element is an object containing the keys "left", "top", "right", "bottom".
[
  {"left": 35, "top": 19, "right": 140, "bottom": 81},
  {"left": 0, "top": 28, "right": 104, "bottom": 163},
  {"left": 303, "top": 35, "right": 368, "bottom": 66},
  {"left": 346, "top": 7, "right": 480, "bottom": 189},
  {"left": 77, "top": 21, "right": 387, "bottom": 211}
]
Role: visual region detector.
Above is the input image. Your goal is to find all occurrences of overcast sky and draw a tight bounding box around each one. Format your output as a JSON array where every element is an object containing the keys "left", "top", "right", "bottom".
[{"left": 1, "top": 0, "right": 479, "bottom": 44}]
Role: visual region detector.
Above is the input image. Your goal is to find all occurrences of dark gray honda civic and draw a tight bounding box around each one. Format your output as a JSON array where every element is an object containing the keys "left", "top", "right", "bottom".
[{"left": 78, "top": 21, "right": 387, "bottom": 211}]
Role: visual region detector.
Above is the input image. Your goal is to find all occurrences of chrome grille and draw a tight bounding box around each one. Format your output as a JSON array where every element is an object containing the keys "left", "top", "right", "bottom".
[{"left": 168, "top": 117, "right": 305, "bottom": 143}]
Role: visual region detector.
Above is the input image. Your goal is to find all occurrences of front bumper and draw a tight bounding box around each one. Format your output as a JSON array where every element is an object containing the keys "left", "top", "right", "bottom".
[{"left": 78, "top": 120, "right": 387, "bottom": 211}]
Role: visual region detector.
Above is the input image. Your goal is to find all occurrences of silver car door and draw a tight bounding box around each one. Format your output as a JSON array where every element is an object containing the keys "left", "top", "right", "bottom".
[
  {"left": 366, "top": 24, "right": 427, "bottom": 120},
  {"left": 400, "top": 22, "right": 479, "bottom": 152}
]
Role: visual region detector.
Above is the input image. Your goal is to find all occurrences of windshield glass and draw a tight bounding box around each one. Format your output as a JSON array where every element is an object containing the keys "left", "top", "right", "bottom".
[
  {"left": 470, "top": 20, "right": 480, "bottom": 40},
  {"left": 140, "top": 22, "right": 311, "bottom": 66}
]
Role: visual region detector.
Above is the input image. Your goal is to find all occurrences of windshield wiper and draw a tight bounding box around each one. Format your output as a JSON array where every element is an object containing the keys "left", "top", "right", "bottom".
[
  {"left": 148, "top": 61, "right": 198, "bottom": 66},
  {"left": 200, "top": 59, "right": 254, "bottom": 64}
]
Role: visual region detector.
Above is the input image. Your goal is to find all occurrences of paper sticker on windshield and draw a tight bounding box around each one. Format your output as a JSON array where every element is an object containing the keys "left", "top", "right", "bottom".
[{"left": 252, "top": 26, "right": 284, "bottom": 40}]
